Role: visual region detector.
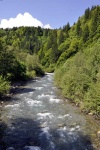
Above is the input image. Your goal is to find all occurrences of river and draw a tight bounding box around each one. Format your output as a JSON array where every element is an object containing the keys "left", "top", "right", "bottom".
[{"left": 0, "top": 73, "right": 100, "bottom": 150}]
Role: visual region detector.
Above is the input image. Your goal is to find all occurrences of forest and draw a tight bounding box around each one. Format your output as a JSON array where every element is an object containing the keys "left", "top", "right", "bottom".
[{"left": 0, "top": 5, "right": 100, "bottom": 116}]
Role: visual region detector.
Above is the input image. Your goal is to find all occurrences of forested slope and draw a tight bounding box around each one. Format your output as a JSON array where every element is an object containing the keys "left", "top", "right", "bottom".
[
  {"left": 54, "top": 6, "right": 100, "bottom": 115},
  {"left": 0, "top": 5, "right": 100, "bottom": 115}
]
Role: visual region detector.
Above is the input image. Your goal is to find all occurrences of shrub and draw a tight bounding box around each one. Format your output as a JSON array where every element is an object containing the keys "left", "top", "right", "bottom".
[{"left": 0, "top": 76, "right": 10, "bottom": 97}]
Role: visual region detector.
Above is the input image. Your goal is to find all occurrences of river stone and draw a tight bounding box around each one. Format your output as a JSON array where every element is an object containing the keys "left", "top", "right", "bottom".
[
  {"left": 23, "top": 146, "right": 41, "bottom": 150},
  {"left": 6, "top": 147, "right": 15, "bottom": 150}
]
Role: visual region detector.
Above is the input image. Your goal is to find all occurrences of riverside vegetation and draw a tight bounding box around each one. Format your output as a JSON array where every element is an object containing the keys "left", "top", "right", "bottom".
[{"left": 0, "top": 5, "right": 100, "bottom": 116}]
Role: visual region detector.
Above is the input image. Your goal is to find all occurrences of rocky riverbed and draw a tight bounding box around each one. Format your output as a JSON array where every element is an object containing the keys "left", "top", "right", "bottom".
[{"left": 0, "top": 74, "right": 100, "bottom": 150}]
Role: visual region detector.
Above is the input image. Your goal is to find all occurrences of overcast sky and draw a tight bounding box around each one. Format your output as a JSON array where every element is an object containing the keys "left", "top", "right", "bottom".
[{"left": 0, "top": 0, "right": 100, "bottom": 29}]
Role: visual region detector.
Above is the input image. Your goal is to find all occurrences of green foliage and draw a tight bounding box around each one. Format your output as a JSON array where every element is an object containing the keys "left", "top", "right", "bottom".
[
  {"left": 82, "top": 24, "right": 89, "bottom": 43},
  {"left": 84, "top": 8, "right": 90, "bottom": 20},
  {"left": 55, "top": 40, "right": 100, "bottom": 115},
  {"left": 62, "top": 22, "right": 70, "bottom": 38},
  {"left": 0, "top": 39, "right": 15, "bottom": 77},
  {"left": 26, "top": 54, "right": 44, "bottom": 77},
  {"left": 76, "top": 18, "right": 82, "bottom": 36},
  {"left": 26, "top": 70, "right": 36, "bottom": 78},
  {"left": 0, "top": 76, "right": 10, "bottom": 97},
  {"left": 0, "top": 34, "right": 44, "bottom": 96},
  {"left": 45, "top": 64, "right": 55, "bottom": 73},
  {"left": 0, "top": 39, "right": 27, "bottom": 81},
  {"left": 10, "top": 61, "right": 26, "bottom": 81},
  {"left": 57, "top": 30, "right": 65, "bottom": 45},
  {"left": 84, "top": 82, "right": 100, "bottom": 115}
]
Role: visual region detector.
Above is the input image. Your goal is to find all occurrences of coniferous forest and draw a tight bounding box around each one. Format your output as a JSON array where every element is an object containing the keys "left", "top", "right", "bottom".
[{"left": 0, "top": 6, "right": 100, "bottom": 116}]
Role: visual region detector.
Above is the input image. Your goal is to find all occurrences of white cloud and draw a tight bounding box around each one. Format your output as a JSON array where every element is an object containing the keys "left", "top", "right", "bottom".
[
  {"left": 44, "top": 24, "right": 52, "bottom": 29},
  {"left": 0, "top": 12, "right": 52, "bottom": 29}
]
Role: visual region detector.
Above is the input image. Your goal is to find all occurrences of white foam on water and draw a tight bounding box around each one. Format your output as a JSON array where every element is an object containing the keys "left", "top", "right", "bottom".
[
  {"left": 40, "top": 126, "right": 49, "bottom": 133},
  {"left": 37, "top": 94, "right": 51, "bottom": 99},
  {"left": 47, "top": 77, "right": 52, "bottom": 82},
  {"left": 75, "top": 125, "right": 80, "bottom": 131},
  {"left": 39, "top": 127, "right": 51, "bottom": 140},
  {"left": 58, "top": 115, "right": 64, "bottom": 119},
  {"left": 68, "top": 131, "right": 73, "bottom": 135},
  {"left": 27, "top": 99, "right": 42, "bottom": 107},
  {"left": 42, "top": 84, "right": 48, "bottom": 87},
  {"left": 23, "top": 146, "right": 41, "bottom": 150},
  {"left": 58, "top": 114, "right": 70, "bottom": 119},
  {"left": 60, "top": 126, "right": 67, "bottom": 131},
  {"left": 5, "top": 105, "right": 14, "bottom": 108},
  {"left": 49, "top": 141, "right": 55, "bottom": 150},
  {"left": 7, "top": 115, "right": 12, "bottom": 119},
  {"left": 36, "top": 80, "right": 42, "bottom": 83},
  {"left": 39, "top": 127, "right": 50, "bottom": 140},
  {"left": 39, "top": 127, "right": 55, "bottom": 149},
  {"left": 37, "top": 94, "right": 45, "bottom": 98},
  {"left": 57, "top": 126, "right": 67, "bottom": 131},
  {"left": 49, "top": 98, "right": 60, "bottom": 103},
  {"left": 64, "top": 114, "right": 70, "bottom": 117},
  {"left": 70, "top": 127, "right": 75, "bottom": 132},
  {"left": 57, "top": 129, "right": 66, "bottom": 142},
  {"left": 35, "top": 80, "right": 40, "bottom": 82},
  {"left": 13, "top": 104, "right": 20, "bottom": 107},
  {"left": 40, "top": 121, "right": 48, "bottom": 128},
  {"left": 26, "top": 98, "right": 33, "bottom": 101},
  {"left": 76, "top": 125, "right": 80, "bottom": 129},
  {"left": 37, "top": 112, "right": 53, "bottom": 119},
  {"left": 59, "top": 132, "right": 65, "bottom": 138},
  {"left": 29, "top": 91, "right": 34, "bottom": 94},
  {"left": 63, "top": 126, "right": 67, "bottom": 131},
  {"left": 34, "top": 87, "right": 43, "bottom": 90},
  {"left": 8, "top": 126, "right": 15, "bottom": 130},
  {"left": 5, "top": 103, "right": 20, "bottom": 108}
]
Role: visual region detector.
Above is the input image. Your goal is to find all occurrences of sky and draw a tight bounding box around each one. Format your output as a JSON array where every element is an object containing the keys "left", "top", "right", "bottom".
[{"left": 0, "top": 0, "right": 100, "bottom": 29}]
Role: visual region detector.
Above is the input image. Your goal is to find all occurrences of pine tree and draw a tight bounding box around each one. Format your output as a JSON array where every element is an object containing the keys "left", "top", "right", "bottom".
[
  {"left": 84, "top": 7, "right": 90, "bottom": 20},
  {"left": 58, "top": 30, "right": 65, "bottom": 45},
  {"left": 76, "top": 18, "right": 82, "bottom": 36}
]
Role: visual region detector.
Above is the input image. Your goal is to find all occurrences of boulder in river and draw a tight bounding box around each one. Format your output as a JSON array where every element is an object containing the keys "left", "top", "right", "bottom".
[{"left": 23, "top": 146, "right": 41, "bottom": 150}]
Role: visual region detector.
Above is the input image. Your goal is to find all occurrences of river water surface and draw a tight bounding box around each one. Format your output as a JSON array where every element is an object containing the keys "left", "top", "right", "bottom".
[{"left": 0, "top": 73, "right": 100, "bottom": 150}]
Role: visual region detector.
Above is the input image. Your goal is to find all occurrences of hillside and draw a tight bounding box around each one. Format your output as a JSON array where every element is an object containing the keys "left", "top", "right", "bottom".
[{"left": 54, "top": 5, "right": 100, "bottom": 116}]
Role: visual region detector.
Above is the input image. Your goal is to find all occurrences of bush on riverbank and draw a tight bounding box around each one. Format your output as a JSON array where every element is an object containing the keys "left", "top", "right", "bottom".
[
  {"left": 54, "top": 40, "right": 100, "bottom": 115},
  {"left": 0, "top": 76, "right": 10, "bottom": 97}
]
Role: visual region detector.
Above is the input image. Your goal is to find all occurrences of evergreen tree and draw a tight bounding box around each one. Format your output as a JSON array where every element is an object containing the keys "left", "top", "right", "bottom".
[
  {"left": 58, "top": 30, "right": 65, "bottom": 45},
  {"left": 76, "top": 18, "right": 82, "bottom": 36},
  {"left": 84, "top": 7, "right": 90, "bottom": 20},
  {"left": 63, "top": 22, "right": 70, "bottom": 38},
  {"left": 82, "top": 24, "right": 89, "bottom": 43}
]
